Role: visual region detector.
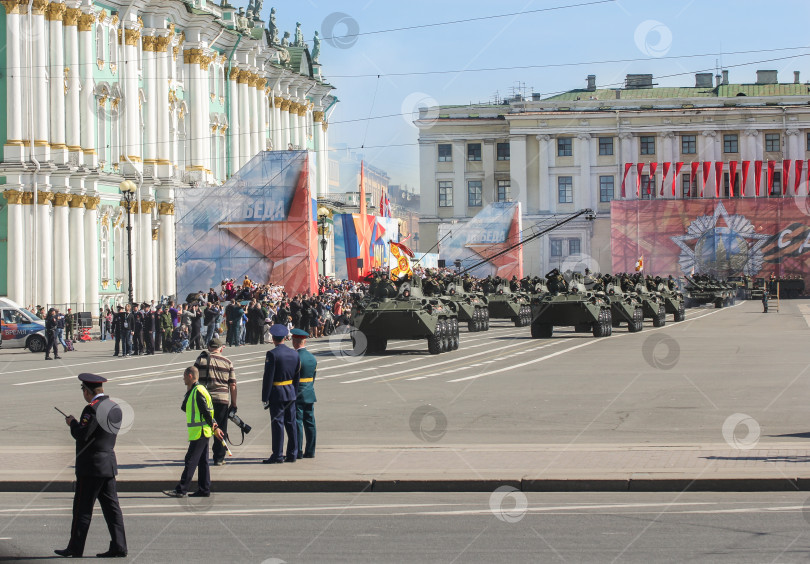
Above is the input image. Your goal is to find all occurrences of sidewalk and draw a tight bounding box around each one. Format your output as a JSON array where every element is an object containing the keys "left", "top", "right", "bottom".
[{"left": 4, "top": 443, "right": 810, "bottom": 492}]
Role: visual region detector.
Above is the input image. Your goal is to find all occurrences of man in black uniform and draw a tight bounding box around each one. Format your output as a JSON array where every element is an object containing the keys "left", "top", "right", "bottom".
[
  {"left": 55, "top": 373, "right": 127, "bottom": 558},
  {"left": 44, "top": 308, "right": 61, "bottom": 360},
  {"left": 142, "top": 304, "right": 155, "bottom": 355}
]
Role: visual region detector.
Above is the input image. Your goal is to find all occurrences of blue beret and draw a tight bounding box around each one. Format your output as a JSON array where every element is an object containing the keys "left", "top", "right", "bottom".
[
  {"left": 269, "top": 324, "right": 289, "bottom": 338},
  {"left": 291, "top": 328, "right": 309, "bottom": 337},
  {"left": 79, "top": 373, "right": 107, "bottom": 384}
]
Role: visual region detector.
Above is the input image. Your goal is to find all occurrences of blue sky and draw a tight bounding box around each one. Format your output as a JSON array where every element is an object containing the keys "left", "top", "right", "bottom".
[{"left": 256, "top": 0, "right": 810, "bottom": 190}]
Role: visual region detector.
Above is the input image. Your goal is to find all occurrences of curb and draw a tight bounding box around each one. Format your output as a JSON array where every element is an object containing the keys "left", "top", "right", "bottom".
[{"left": 3, "top": 477, "right": 807, "bottom": 493}]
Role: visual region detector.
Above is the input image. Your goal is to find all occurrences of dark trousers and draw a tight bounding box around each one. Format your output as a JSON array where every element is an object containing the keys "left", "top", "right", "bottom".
[
  {"left": 204, "top": 323, "right": 217, "bottom": 346},
  {"left": 177, "top": 437, "right": 210, "bottom": 494},
  {"left": 269, "top": 402, "right": 297, "bottom": 459},
  {"left": 45, "top": 332, "right": 58, "bottom": 357},
  {"left": 211, "top": 403, "right": 230, "bottom": 462},
  {"left": 296, "top": 402, "right": 316, "bottom": 457},
  {"left": 113, "top": 332, "right": 130, "bottom": 356},
  {"left": 144, "top": 331, "right": 154, "bottom": 354},
  {"left": 162, "top": 332, "right": 172, "bottom": 352},
  {"left": 155, "top": 330, "right": 163, "bottom": 352},
  {"left": 226, "top": 322, "right": 238, "bottom": 346},
  {"left": 190, "top": 328, "right": 202, "bottom": 350},
  {"left": 133, "top": 330, "right": 143, "bottom": 355},
  {"left": 67, "top": 476, "right": 127, "bottom": 556}
]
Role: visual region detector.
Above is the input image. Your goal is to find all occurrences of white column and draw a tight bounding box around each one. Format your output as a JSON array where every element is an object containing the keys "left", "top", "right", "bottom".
[
  {"left": 78, "top": 13, "right": 96, "bottom": 168},
  {"left": 139, "top": 202, "right": 154, "bottom": 301},
  {"left": 36, "top": 191, "right": 53, "bottom": 306},
  {"left": 290, "top": 103, "right": 300, "bottom": 148},
  {"left": 64, "top": 10, "right": 81, "bottom": 160},
  {"left": 281, "top": 100, "right": 291, "bottom": 149},
  {"left": 452, "top": 141, "right": 465, "bottom": 217},
  {"left": 510, "top": 134, "right": 528, "bottom": 214},
  {"left": 184, "top": 48, "right": 204, "bottom": 171},
  {"left": 156, "top": 36, "right": 171, "bottom": 176},
  {"left": 3, "top": 191, "right": 25, "bottom": 303},
  {"left": 483, "top": 140, "right": 495, "bottom": 203},
  {"left": 142, "top": 36, "right": 158, "bottom": 168},
  {"left": 272, "top": 94, "right": 282, "bottom": 150},
  {"left": 537, "top": 135, "right": 551, "bottom": 211},
  {"left": 576, "top": 134, "right": 591, "bottom": 210},
  {"left": 238, "top": 72, "right": 250, "bottom": 166},
  {"left": 32, "top": 6, "right": 50, "bottom": 162},
  {"left": 228, "top": 69, "right": 240, "bottom": 174},
  {"left": 4, "top": 8, "right": 24, "bottom": 163},
  {"left": 68, "top": 195, "right": 86, "bottom": 310},
  {"left": 52, "top": 193, "right": 71, "bottom": 305},
  {"left": 158, "top": 203, "right": 175, "bottom": 297},
  {"left": 257, "top": 82, "right": 267, "bottom": 151},
  {"left": 313, "top": 112, "right": 325, "bottom": 196},
  {"left": 84, "top": 196, "right": 99, "bottom": 311},
  {"left": 48, "top": 4, "right": 67, "bottom": 164},
  {"left": 321, "top": 121, "right": 329, "bottom": 193},
  {"left": 152, "top": 231, "right": 158, "bottom": 300},
  {"left": 122, "top": 27, "right": 141, "bottom": 173},
  {"left": 249, "top": 79, "right": 259, "bottom": 156}
]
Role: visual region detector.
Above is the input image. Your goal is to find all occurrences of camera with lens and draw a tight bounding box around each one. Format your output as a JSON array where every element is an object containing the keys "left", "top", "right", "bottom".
[{"left": 228, "top": 407, "right": 252, "bottom": 434}]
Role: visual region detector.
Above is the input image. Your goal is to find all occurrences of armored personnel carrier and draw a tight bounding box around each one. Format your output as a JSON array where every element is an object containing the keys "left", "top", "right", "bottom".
[
  {"left": 485, "top": 282, "right": 531, "bottom": 327},
  {"left": 437, "top": 277, "right": 490, "bottom": 332},
  {"left": 684, "top": 275, "right": 735, "bottom": 308},
  {"left": 654, "top": 277, "right": 686, "bottom": 322},
  {"left": 622, "top": 275, "right": 667, "bottom": 327},
  {"left": 530, "top": 270, "right": 613, "bottom": 338},
  {"left": 350, "top": 275, "right": 459, "bottom": 355},
  {"left": 599, "top": 275, "right": 644, "bottom": 332}
]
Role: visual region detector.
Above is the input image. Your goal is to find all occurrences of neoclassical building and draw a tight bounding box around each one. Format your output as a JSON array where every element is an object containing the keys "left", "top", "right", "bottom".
[
  {"left": 0, "top": 0, "right": 336, "bottom": 311},
  {"left": 416, "top": 70, "right": 810, "bottom": 276}
]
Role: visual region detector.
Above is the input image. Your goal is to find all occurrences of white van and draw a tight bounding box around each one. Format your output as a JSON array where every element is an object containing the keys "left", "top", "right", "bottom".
[{"left": 0, "top": 298, "right": 47, "bottom": 352}]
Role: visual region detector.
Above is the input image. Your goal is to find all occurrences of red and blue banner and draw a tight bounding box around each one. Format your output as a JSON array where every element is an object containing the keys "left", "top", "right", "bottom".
[{"left": 333, "top": 213, "right": 400, "bottom": 281}]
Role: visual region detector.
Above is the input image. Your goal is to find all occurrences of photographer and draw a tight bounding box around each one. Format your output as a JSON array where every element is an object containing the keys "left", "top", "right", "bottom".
[{"left": 194, "top": 337, "right": 236, "bottom": 466}]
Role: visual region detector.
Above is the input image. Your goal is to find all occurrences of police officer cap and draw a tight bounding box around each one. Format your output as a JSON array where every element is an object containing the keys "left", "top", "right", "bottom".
[
  {"left": 269, "top": 324, "right": 289, "bottom": 338},
  {"left": 208, "top": 336, "right": 225, "bottom": 348},
  {"left": 78, "top": 373, "right": 107, "bottom": 385},
  {"left": 291, "top": 328, "right": 309, "bottom": 338}
]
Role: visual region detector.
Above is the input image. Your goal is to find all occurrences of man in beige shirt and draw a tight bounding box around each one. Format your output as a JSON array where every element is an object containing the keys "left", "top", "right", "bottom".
[{"left": 194, "top": 336, "right": 236, "bottom": 466}]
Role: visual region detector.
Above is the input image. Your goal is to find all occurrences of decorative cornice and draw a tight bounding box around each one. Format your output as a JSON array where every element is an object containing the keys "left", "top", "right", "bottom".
[
  {"left": 157, "top": 201, "right": 175, "bottom": 215},
  {"left": 2, "top": 189, "right": 23, "bottom": 205}
]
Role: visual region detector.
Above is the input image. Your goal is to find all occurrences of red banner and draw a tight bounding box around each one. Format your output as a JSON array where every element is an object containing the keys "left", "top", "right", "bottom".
[
  {"left": 783, "top": 160, "right": 792, "bottom": 195},
  {"left": 636, "top": 163, "right": 644, "bottom": 197},
  {"left": 729, "top": 161, "right": 738, "bottom": 198},
  {"left": 689, "top": 162, "right": 699, "bottom": 197},
  {"left": 767, "top": 160, "right": 776, "bottom": 195},
  {"left": 795, "top": 160, "right": 804, "bottom": 195},
  {"left": 714, "top": 162, "right": 723, "bottom": 198},
  {"left": 742, "top": 160, "right": 751, "bottom": 197},
  {"left": 701, "top": 162, "right": 712, "bottom": 198},
  {"left": 611, "top": 199, "right": 810, "bottom": 287},
  {"left": 755, "top": 160, "right": 763, "bottom": 196},
  {"left": 647, "top": 162, "right": 657, "bottom": 195},
  {"left": 673, "top": 162, "right": 684, "bottom": 197},
  {"left": 621, "top": 162, "right": 632, "bottom": 198},
  {"left": 661, "top": 162, "right": 671, "bottom": 196}
]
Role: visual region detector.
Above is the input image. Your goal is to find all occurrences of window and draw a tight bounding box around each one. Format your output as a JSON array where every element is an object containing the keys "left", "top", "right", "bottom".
[
  {"left": 96, "top": 103, "right": 107, "bottom": 165},
  {"left": 558, "top": 176, "right": 573, "bottom": 203},
  {"left": 724, "top": 172, "right": 740, "bottom": 198},
  {"left": 640, "top": 175, "right": 654, "bottom": 199},
  {"left": 467, "top": 180, "right": 482, "bottom": 207},
  {"left": 209, "top": 64, "right": 217, "bottom": 97},
  {"left": 640, "top": 136, "right": 655, "bottom": 155},
  {"left": 599, "top": 176, "right": 614, "bottom": 202},
  {"left": 497, "top": 180, "right": 510, "bottom": 202},
  {"left": 108, "top": 26, "right": 117, "bottom": 69},
  {"left": 100, "top": 224, "right": 109, "bottom": 280},
  {"left": 598, "top": 137, "right": 614, "bottom": 156},
  {"left": 568, "top": 238, "right": 581, "bottom": 255},
  {"left": 682, "top": 174, "right": 694, "bottom": 198},
  {"left": 467, "top": 143, "right": 482, "bottom": 161},
  {"left": 765, "top": 133, "right": 780, "bottom": 152},
  {"left": 550, "top": 239, "right": 563, "bottom": 257},
  {"left": 723, "top": 134, "right": 738, "bottom": 153},
  {"left": 496, "top": 142, "right": 510, "bottom": 161},
  {"left": 95, "top": 24, "right": 104, "bottom": 65},
  {"left": 438, "top": 144, "right": 452, "bottom": 162},
  {"left": 681, "top": 135, "right": 696, "bottom": 154},
  {"left": 557, "top": 137, "right": 572, "bottom": 157},
  {"left": 438, "top": 181, "right": 453, "bottom": 207},
  {"left": 772, "top": 171, "right": 782, "bottom": 195}
]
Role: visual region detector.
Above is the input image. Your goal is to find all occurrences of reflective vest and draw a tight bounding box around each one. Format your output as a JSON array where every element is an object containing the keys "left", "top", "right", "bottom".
[{"left": 186, "top": 384, "right": 213, "bottom": 441}]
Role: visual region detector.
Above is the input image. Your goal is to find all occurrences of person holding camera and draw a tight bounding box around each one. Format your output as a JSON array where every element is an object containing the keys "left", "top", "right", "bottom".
[{"left": 194, "top": 336, "right": 236, "bottom": 466}]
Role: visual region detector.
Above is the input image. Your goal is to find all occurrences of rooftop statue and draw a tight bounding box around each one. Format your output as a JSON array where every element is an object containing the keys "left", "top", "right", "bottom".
[
  {"left": 311, "top": 31, "right": 320, "bottom": 63},
  {"left": 294, "top": 22, "right": 304, "bottom": 47},
  {"left": 281, "top": 30, "right": 290, "bottom": 47},
  {"left": 267, "top": 7, "right": 278, "bottom": 44}
]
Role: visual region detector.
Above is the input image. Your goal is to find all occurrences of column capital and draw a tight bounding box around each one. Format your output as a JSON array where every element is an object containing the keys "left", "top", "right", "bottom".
[
  {"left": 1, "top": 1, "right": 25, "bottom": 15},
  {"left": 31, "top": 0, "right": 47, "bottom": 15},
  {"left": 237, "top": 70, "right": 251, "bottom": 84},
  {"left": 68, "top": 194, "right": 87, "bottom": 208},
  {"left": 158, "top": 201, "right": 175, "bottom": 215},
  {"left": 152, "top": 228, "right": 158, "bottom": 241},
  {"left": 77, "top": 12, "right": 95, "bottom": 32},
  {"left": 619, "top": 132, "right": 633, "bottom": 140},
  {"left": 744, "top": 129, "right": 760, "bottom": 137},
  {"left": 123, "top": 28, "right": 139, "bottom": 46},
  {"left": 229, "top": 67, "right": 240, "bottom": 81},
  {"left": 119, "top": 199, "right": 139, "bottom": 213},
  {"left": 37, "top": 191, "right": 55, "bottom": 205},
  {"left": 2, "top": 189, "right": 23, "bottom": 204},
  {"left": 21, "top": 192, "right": 34, "bottom": 205},
  {"left": 322, "top": 122, "right": 329, "bottom": 132},
  {"left": 142, "top": 36, "right": 157, "bottom": 52},
  {"left": 154, "top": 35, "right": 171, "bottom": 52},
  {"left": 536, "top": 134, "right": 551, "bottom": 142},
  {"left": 661, "top": 131, "right": 676, "bottom": 139},
  {"left": 701, "top": 130, "right": 717, "bottom": 138},
  {"left": 313, "top": 111, "right": 324, "bottom": 123},
  {"left": 274, "top": 96, "right": 284, "bottom": 106},
  {"left": 45, "top": 2, "right": 66, "bottom": 21},
  {"left": 786, "top": 128, "right": 801, "bottom": 137},
  {"left": 280, "top": 99, "right": 291, "bottom": 111},
  {"left": 62, "top": 6, "right": 80, "bottom": 25},
  {"left": 576, "top": 133, "right": 592, "bottom": 141},
  {"left": 53, "top": 192, "right": 71, "bottom": 207},
  {"left": 140, "top": 200, "right": 156, "bottom": 214},
  {"left": 84, "top": 196, "right": 100, "bottom": 210}
]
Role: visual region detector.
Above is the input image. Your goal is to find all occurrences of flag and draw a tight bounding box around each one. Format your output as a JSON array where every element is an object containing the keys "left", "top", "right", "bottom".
[
  {"left": 621, "top": 163, "right": 632, "bottom": 198},
  {"left": 714, "top": 162, "right": 723, "bottom": 198},
  {"left": 647, "top": 162, "right": 657, "bottom": 195},
  {"left": 689, "top": 162, "right": 699, "bottom": 197},
  {"left": 701, "top": 162, "right": 711, "bottom": 197},
  {"left": 767, "top": 160, "right": 775, "bottom": 195},
  {"left": 635, "top": 255, "right": 644, "bottom": 272},
  {"left": 755, "top": 160, "right": 763, "bottom": 196},
  {"left": 660, "top": 162, "right": 671, "bottom": 196},
  {"left": 673, "top": 162, "right": 684, "bottom": 197},
  {"left": 742, "top": 160, "right": 750, "bottom": 197},
  {"left": 795, "top": 160, "right": 804, "bottom": 195},
  {"left": 378, "top": 194, "right": 391, "bottom": 218},
  {"left": 636, "top": 163, "right": 644, "bottom": 197},
  {"left": 729, "top": 161, "right": 737, "bottom": 198},
  {"left": 389, "top": 241, "right": 413, "bottom": 280},
  {"left": 783, "top": 159, "right": 792, "bottom": 195}
]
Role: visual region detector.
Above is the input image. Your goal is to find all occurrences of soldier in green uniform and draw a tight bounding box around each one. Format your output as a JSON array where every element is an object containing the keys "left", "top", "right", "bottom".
[
  {"left": 291, "top": 328, "right": 317, "bottom": 459},
  {"left": 65, "top": 308, "right": 75, "bottom": 341},
  {"left": 160, "top": 308, "right": 173, "bottom": 352}
]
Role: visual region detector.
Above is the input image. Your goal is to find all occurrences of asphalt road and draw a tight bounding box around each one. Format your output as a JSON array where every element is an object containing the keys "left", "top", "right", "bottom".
[
  {"left": 4, "top": 299, "right": 809, "bottom": 452},
  {"left": 3, "top": 491, "right": 810, "bottom": 562}
]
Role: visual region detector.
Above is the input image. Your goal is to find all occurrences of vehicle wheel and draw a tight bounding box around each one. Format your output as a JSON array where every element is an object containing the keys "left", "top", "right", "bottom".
[
  {"left": 629, "top": 307, "right": 643, "bottom": 332},
  {"left": 531, "top": 322, "right": 553, "bottom": 338},
  {"left": 452, "top": 317, "right": 459, "bottom": 338},
  {"left": 605, "top": 309, "right": 613, "bottom": 336},
  {"left": 674, "top": 303, "right": 685, "bottom": 322},
  {"left": 513, "top": 316, "right": 522, "bottom": 328},
  {"left": 437, "top": 320, "right": 447, "bottom": 352},
  {"left": 427, "top": 334, "right": 442, "bottom": 354},
  {"left": 28, "top": 335, "right": 45, "bottom": 353},
  {"left": 653, "top": 304, "right": 666, "bottom": 327},
  {"left": 592, "top": 310, "right": 604, "bottom": 337},
  {"left": 451, "top": 332, "right": 459, "bottom": 350},
  {"left": 468, "top": 319, "right": 478, "bottom": 332}
]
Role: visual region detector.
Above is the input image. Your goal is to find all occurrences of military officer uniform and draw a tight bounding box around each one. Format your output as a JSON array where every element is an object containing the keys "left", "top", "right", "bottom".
[
  {"left": 291, "top": 329, "right": 317, "bottom": 459},
  {"left": 261, "top": 324, "right": 300, "bottom": 463},
  {"left": 56, "top": 374, "right": 127, "bottom": 558}
]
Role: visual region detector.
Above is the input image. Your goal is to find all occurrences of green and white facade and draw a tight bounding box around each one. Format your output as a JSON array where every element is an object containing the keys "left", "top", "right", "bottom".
[{"left": 0, "top": 0, "right": 335, "bottom": 311}]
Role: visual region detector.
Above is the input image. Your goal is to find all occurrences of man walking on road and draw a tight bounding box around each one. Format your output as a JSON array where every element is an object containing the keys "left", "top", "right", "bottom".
[
  {"left": 292, "top": 329, "right": 317, "bottom": 459},
  {"left": 195, "top": 337, "right": 236, "bottom": 466},
  {"left": 261, "top": 324, "right": 300, "bottom": 464}
]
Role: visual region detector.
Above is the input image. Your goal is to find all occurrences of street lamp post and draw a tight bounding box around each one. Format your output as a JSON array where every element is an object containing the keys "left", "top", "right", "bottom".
[
  {"left": 318, "top": 207, "right": 329, "bottom": 278},
  {"left": 119, "top": 180, "right": 137, "bottom": 306}
]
